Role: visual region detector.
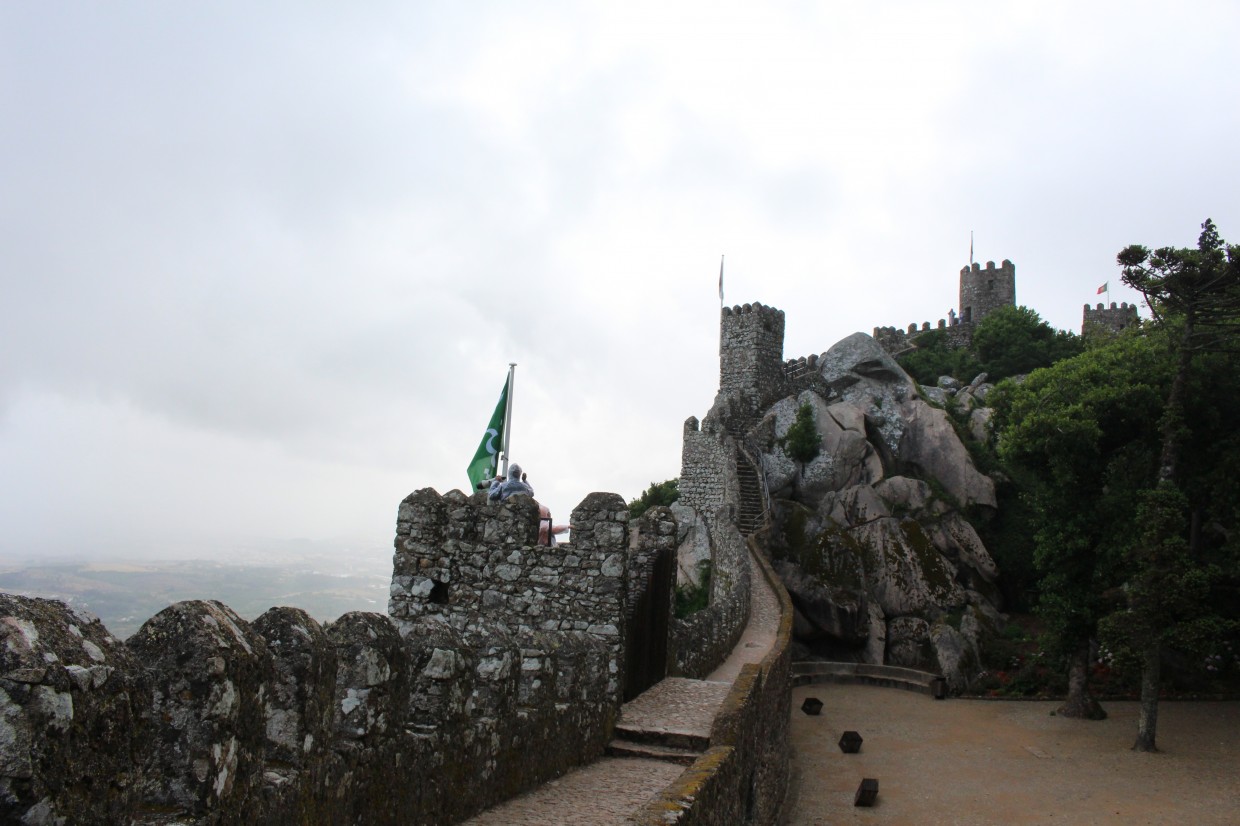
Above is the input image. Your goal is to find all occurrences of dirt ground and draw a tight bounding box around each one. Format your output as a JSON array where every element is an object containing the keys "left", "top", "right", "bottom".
[{"left": 786, "top": 683, "right": 1240, "bottom": 825}]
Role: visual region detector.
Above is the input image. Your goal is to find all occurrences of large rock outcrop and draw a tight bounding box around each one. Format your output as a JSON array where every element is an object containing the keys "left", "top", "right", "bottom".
[{"left": 754, "top": 332, "right": 1003, "bottom": 690}]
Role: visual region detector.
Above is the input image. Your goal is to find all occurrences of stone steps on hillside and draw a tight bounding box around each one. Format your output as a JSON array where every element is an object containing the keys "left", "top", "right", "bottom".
[
  {"left": 602, "top": 677, "right": 730, "bottom": 766},
  {"left": 604, "top": 737, "right": 703, "bottom": 765},
  {"left": 736, "top": 455, "right": 766, "bottom": 536},
  {"left": 610, "top": 721, "right": 712, "bottom": 753}
]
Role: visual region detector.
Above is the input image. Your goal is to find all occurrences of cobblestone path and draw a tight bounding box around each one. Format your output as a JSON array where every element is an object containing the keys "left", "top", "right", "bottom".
[{"left": 463, "top": 549, "right": 781, "bottom": 824}]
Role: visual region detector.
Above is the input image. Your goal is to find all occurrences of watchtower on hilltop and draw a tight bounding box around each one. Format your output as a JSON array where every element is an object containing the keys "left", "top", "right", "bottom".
[
  {"left": 719, "top": 302, "right": 786, "bottom": 418},
  {"left": 1083, "top": 301, "right": 1139, "bottom": 335},
  {"left": 959, "top": 259, "right": 1016, "bottom": 325},
  {"left": 873, "top": 258, "right": 1018, "bottom": 355}
]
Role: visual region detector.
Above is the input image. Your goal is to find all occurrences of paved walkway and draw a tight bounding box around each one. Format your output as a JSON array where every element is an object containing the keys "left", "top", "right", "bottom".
[
  {"left": 464, "top": 549, "right": 781, "bottom": 825},
  {"left": 707, "top": 551, "right": 780, "bottom": 684},
  {"left": 786, "top": 683, "right": 1240, "bottom": 825}
]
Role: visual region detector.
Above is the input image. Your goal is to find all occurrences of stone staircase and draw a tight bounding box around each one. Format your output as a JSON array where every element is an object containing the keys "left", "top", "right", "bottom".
[
  {"left": 604, "top": 727, "right": 707, "bottom": 766},
  {"left": 736, "top": 452, "right": 767, "bottom": 536},
  {"left": 603, "top": 677, "right": 731, "bottom": 766}
]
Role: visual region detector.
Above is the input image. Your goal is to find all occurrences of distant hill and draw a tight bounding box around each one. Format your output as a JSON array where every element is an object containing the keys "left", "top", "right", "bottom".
[{"left": 0, "top": 553, "right": 391, "bottom": 639}]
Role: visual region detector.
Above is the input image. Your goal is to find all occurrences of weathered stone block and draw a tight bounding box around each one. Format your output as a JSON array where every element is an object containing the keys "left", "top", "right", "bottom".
[{"left": 127, "top": 599, "right": 272, "bottom": 819}]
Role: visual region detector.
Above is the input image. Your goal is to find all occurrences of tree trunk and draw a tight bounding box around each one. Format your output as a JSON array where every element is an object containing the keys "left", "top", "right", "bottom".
[
  {"left": 1057, "top": 642, "right": 1106, "bottom": 719},
  {"left": 1133, "top": 641, "right": 1161, "bottom": 752},
  {"left": 1130, "top": 314, "right": 1191, "bottom": 753},
  {"left": 1156, "top": 312, "right": 1194, "bottom": 485}
]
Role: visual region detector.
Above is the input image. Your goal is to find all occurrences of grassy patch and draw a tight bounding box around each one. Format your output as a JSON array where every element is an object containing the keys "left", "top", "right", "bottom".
[{"left": 674, "top": 561, "right": 712, "bottom": 618}]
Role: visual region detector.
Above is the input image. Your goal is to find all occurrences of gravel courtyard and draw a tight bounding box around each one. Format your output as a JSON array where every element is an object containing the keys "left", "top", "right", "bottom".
[{"left": 787, "top": 683, "right": 1240, "bottom": 825}]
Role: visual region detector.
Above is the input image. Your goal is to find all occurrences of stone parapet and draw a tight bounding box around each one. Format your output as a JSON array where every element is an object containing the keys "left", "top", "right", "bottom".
[
  {"left": 1082, "top": 300, "right": 1139, "bottom": 335},
  {"left": 679, "top": 416, "right": 735, "bottom": 516},
  {"left": 669, "top": 510, "right": 752, "bottom": 679},
  {"left": 0, "top": 489, "right": 643, "bottom": 825},
  {"left": 390, "top": 487, "right": 632, "bottom": 700}
]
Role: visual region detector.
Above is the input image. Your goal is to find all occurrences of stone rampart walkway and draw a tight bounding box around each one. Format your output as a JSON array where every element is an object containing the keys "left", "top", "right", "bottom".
[{"left": 464, "top": 548, "right": 781, "bottom": 825}]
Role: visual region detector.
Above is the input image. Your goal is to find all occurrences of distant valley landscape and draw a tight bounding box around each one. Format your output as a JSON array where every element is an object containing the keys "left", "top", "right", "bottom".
[{"left": 0, "top": 549, "right": 392, "bottom": 639}]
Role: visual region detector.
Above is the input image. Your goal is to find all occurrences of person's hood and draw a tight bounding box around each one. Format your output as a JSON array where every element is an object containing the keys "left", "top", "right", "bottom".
[{"left": 508, "top": 463, "right": 523, "bottom": 481}]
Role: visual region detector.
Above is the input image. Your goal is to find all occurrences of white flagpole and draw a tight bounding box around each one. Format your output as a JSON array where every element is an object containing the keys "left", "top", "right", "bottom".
[{"left": 500, "top": 363, "right": 515, "bottom": 478}]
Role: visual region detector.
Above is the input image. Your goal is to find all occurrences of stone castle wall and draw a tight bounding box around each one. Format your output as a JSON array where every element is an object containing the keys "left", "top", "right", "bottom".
[
  {"left": 720, "top": 303, "right": 786, "bottom": 418},
  {"left": 872, "top": 318, "right": 973, "bottom": 354},
  {"left": 959, "top": 259, "right": 1016, "bottom": 325},
  {"left": 634, "top": 537, "right": 793, "bottom": 825},
  {"left": 1082, "top": 300, "right": 1138, "bottom": 335},
  {"left": 1, "top": 292, "right": 807, "bottom": 825},
  {"left": 390, "top": 489, "right": 636, "bottom": 699},
  {"left": 871, "top": 259, "right": 1017, "bottom": 357},
  {"left": 679, "top": 415, "right": 735, "bottom": 516},
  {"left": 0, "top": 491, "right": 659, "bottom": 825},
  {"left": 668, "top": 509, "right": 752, "bottom": 679}
]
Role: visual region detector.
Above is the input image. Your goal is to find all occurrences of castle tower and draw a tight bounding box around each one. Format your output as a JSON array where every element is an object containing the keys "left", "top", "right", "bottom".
[
  {"left": 1082, "top": 301, "right": 1139, "bottom": 335},
  {"left": 958, "top": 260, "right": 1016, "bottom": 325},
  {"left": 719, "top": 302, "right": 785, "bottom": 417}
]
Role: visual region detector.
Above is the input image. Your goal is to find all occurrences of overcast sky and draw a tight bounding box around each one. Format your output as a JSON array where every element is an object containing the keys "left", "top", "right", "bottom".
[{"left": 2, "top": 2, "right": 1238, "bottom": 565}]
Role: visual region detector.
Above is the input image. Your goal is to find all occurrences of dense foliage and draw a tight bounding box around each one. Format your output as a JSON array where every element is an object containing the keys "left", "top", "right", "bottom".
[
  {"left": 989, "top": 220, "right": 1240, "bottom": 742},
  {"left": 896, "top": 329, "right": 982, "bottom": 385},
  {"left": 897, "top": 305, "right": 1081, "bottom": 384},
  {"left": 628, "top": 478, "right": 679, "bottom": 518},
  {"left": 972, "top": 306, "right": 1083, "bottom": 379}
]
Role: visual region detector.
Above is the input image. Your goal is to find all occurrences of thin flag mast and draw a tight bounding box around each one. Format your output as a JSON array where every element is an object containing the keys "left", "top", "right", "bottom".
[{"left": 500, "top": 363, "right": 515, "bottom": 478}]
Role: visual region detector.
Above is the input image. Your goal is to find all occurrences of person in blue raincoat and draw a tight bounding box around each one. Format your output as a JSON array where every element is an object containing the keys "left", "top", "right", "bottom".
[{"left": 488, "top": 463, "right": 534, "bottom": 502}]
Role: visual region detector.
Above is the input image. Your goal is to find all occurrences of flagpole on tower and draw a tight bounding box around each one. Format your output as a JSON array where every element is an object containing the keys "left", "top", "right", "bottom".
[
  {"left": 500, "top": 363, "right": 515, "bottom": 478},
  {"left": 970, "top": 231, "right": 974, "bottom": 266}
]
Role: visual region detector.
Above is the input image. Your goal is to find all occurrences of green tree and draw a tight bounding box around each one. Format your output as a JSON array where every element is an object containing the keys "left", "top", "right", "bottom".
[
  {"left": 779, "top": 403, "right": 820, "bottom": 463},
  {"left": 629, "top": 478, "right": 680, "bottom": 518},
  {"left": 972, "top": 305, "right": 1084, "bottom": 381},
  {"left": 1117, "top": 218, "right": 1240, "bottom": 751},
  {"left": 896, "top": 329, "right": 982, "bottom": 385},
  {"left": 895, "top": 306, "right": 1080, "bottom": 385},
  {"left": 993, "top": 331, "right": 1169, "bottom": 718}
]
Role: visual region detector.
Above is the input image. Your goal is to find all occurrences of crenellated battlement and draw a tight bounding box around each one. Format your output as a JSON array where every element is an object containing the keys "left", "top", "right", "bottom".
[
  {"left": 870, "top": 257, "right": 1017, "bottom": 356},
  {"left": 722, "top": 301, "right": 783, "bottom": 318},
  {"left": 0, "top": 488, "right": 685, "bottom": 824},
  {"left": 783, "top": 353, "right": 820, "bottom": 378},
  {"left": 960, "top": 259, "right": 1015, "bottom": 275},
  {"left": 719, "top": 301, "right": 787, "bottom": 423},
  {"left": 959, "top": 259, "right": 1016, "bottom": 325},
  {"left": 390, "top": 488, "right": 647, "bottom": 697},
  {"left": 1082, "top": 300, "right": 1139, "bottom": 335},
  {"left": 872, "top": 316, "right": 969, "bottom": 354}
]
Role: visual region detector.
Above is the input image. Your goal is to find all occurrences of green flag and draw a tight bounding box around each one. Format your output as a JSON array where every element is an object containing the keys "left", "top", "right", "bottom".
[{"left": 466, "top": 377, "right": 508, "bottom": 490}]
